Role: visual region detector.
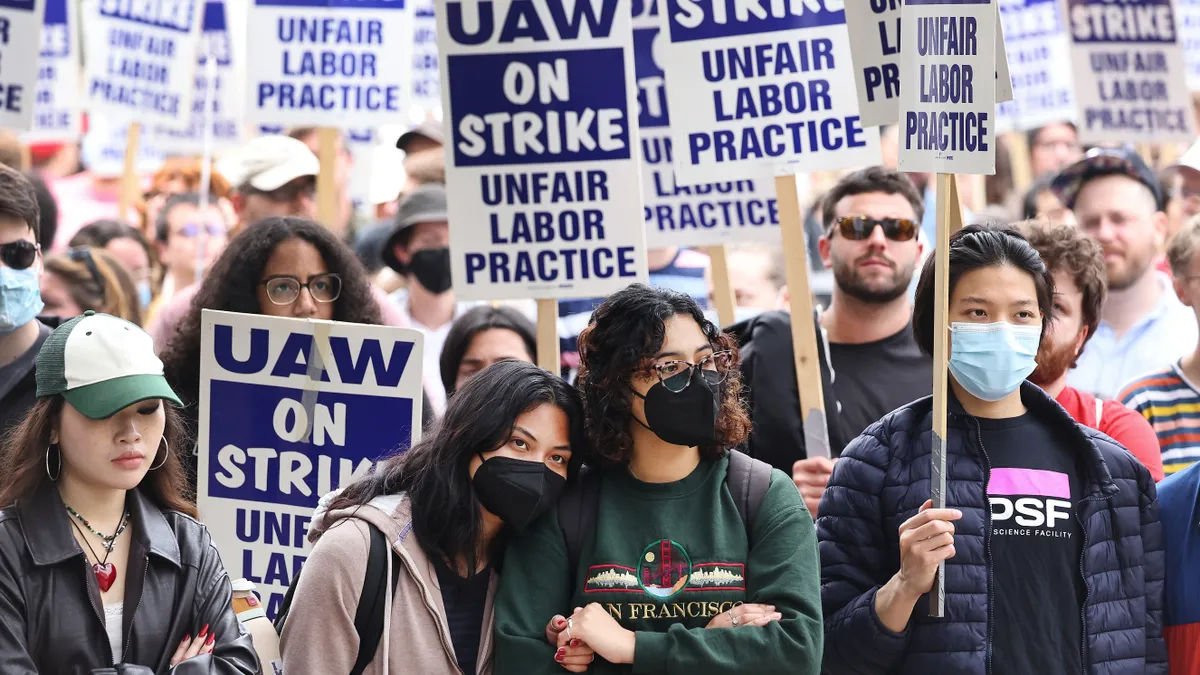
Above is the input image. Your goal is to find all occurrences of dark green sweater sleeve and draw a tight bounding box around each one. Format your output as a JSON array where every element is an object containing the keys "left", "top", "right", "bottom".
[
  {"left": 493, "top": 508, "right": 572, "bottom": 675},
  {"left": 631, "top": 469, "right": 824, "bottom": 675}
]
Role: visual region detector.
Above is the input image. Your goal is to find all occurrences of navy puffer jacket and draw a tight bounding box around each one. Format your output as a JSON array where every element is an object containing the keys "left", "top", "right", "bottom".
[{"left": 818, "top": 382, "right": 1166, "bottom": 675}]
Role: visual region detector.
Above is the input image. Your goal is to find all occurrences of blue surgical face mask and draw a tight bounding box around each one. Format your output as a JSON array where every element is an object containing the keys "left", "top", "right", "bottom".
[
  {"left": 948, "top": 321, "right": 1041, "bottom": 402},
  {"left": 136, "top": 280, "right": 152, "bottom": 309},
  {"left": 0, "top": 266, "right": 43, "bottom": 333}
]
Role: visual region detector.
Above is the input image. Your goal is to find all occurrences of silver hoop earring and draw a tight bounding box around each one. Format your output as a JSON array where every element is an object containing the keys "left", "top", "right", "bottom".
[
  {"left": 150, "top": 439, "right": 169, "bottom": 470},
  {"left": 45, "top": 444, "right": 61, "bottom": 481}
]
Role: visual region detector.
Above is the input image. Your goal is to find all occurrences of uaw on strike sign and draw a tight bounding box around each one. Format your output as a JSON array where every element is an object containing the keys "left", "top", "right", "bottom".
[
  {"left": 438, "top": 0, "right": 649, "bottom": 302},
  {"left": 197, "top": 310, "right": 424, "bottom": 619}
]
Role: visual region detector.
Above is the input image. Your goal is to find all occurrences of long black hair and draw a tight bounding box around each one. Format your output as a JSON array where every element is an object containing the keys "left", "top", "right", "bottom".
[
  {"left": 325, "top": 360, "right": 587, "bottom": 575},
  {"left": 439, "top": 305, "right": 536, "bottom": 398},
  {"left": 912, "top": 223, "right": 1055, "bottom": 356},
  {"left": 160, "top": 216, "right": 382, "bottom": 409}
]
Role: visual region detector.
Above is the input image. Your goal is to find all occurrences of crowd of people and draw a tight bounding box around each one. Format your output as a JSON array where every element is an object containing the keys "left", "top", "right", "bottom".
[{"left": 0, "top": 118, "right": 1198, "bottom": 675}]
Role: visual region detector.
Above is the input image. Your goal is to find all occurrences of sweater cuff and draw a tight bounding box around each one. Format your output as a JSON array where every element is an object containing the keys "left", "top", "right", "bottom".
[
  {"left": 866, "top": 586, "right": 912, "bottom": 643},
  {"left": 632, "top": 630, "right": 669, "bottom": 674}
]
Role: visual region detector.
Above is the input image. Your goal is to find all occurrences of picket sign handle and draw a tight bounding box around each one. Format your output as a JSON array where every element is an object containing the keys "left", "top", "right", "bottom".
[
  {"left": 775, "top": 174, "right": 830, "bottom": 460},
  {"left": 118, "top": 122, "right": 142, "bottom": 222},
  {"left": 930, "top": 173, "right": 965, "bottom": 619},
  {"left": 196, "top": 55, "right": 218, "bottom": 284},
  {"left": 1004, "top": 132, "right": 1033, "bottom": 195},
  {"left": 704, "top": 244, "right": 737, "bottom": 328},
  {"left": 316, "top": 128, "right": 340, "bottom": 232},
  {"left": 536, "top": 298, "right": 560, "bottom": 374}
]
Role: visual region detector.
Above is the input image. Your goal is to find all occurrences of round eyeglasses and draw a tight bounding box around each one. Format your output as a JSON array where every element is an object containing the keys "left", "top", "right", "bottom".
[
  {"left": 651, "top": 350, "right": 733, "bottom": 393},
  {"left": 260, "top": 273, "right": 342, "bottom": 306}
]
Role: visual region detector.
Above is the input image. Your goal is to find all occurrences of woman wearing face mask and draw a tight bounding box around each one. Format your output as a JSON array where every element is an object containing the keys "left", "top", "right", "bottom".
[
  {"left": 278, "top": 360, "right": 591, "bottom": 675},
  {"left": 41, "top": 247, "right": 143, "bottom": 325},
  {"left": 0, "top": 311, "right": 259, "bottom": 674},
  {"left": 494, "top": 284, "right": 823, "bottom": 675},
  {"left": 819, "top": 224, "right": 1165, "bottom": 675},
  {"left": 70, "top": 220, "right": 157, "bottom": 312}
]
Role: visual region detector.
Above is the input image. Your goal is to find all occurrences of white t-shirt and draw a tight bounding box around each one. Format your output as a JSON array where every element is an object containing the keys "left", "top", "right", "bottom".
[{"left": 104, "top": 601, "right": 123, "bottom": 664}]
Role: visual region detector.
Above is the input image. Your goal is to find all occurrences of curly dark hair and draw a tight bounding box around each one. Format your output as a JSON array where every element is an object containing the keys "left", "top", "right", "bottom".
[
  {"left": 160, "top": 217, "right": 383, "bottom": 412},
  {"left": 575, "top": 284, "right": 750, "bottom": 467}
]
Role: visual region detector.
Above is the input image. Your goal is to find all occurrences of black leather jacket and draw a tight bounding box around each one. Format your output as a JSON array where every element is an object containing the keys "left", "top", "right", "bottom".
[{"left": 0, "top": 483, "right": 260, "bottom": 675}]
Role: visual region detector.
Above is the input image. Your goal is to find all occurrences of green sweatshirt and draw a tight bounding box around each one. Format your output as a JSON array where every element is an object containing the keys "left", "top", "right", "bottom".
[{"left": 494, "top": 455, "right": 823, "bottom": 675}]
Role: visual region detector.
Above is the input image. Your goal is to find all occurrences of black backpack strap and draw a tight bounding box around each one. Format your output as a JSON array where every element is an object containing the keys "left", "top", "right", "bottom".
[
  {"left": 351, "top": 525, "right": 394, "bottom": 675},
  {"left": 558, "top": 465, "right": 601, "bottom": 582},
  {"left": 725, "top": 449, "right": 773, "bottom": 532},
  {"left": 272, "top": 573, "right": 299, "bottom": 635}
]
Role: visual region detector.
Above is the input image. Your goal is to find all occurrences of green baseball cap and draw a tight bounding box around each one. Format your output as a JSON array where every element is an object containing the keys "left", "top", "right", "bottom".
[{"left": 36, "top": 311, "right": 182, "bottom": 419}]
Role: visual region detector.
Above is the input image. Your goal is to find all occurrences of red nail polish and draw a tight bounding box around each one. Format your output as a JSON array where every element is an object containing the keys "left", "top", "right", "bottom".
[
  {"left": 206, "top": 633, "right": 215, "bottom": 646},
  {"left": 557, "top": 647, "right": 566, "bottom": 655},
  {"left": 555, "top": 653, "right": 564, "bottom": 662},
  {"left": 570, "top": 639, "right": 581, "bottom": 647},
  {"left": 183, "top": 634, "right": 191, "bottom": 643},
  {"left": 199, "top": 624, "right": 209, "bottom": 638}
]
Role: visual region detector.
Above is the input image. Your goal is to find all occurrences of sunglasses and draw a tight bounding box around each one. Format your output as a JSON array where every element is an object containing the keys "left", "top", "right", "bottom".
[
  {"left": 0, "top": 240, "right": 39, "bottom": 270},
  {"left": 68, "top": 247, "right": 106, "bottom": 303},
  {"left": 175, "top": 222, "right": 227, "bottom": 238},
  {"left": 831, "top": 216, "right": 919, "bottom": 242}
]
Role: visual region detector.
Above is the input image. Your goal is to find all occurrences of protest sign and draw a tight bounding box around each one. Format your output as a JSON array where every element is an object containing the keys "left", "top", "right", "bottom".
[
  {"left": 82, "top": 114, "right": 166, "bottom": 178},
  {"left": 438, "top": 0, "right": 649, "bottom": 302},
  {"left": 0, "top": 0, "right": 44, "bottom": 131},
  {"left": 632, "top": 1, "right": 778, "bottom": 248},
  {"left": 197, "top": 310, "right": 424, "bottom": 620},
  {"left": 994, "top": 0, "right": 1074, "bottom": 132},
  {"left": 411, "top": 0, "right": 440, "bottom": 111},
  {"left": 245, "top": 0, "right": 414, "bottom": 128},
  {"left": 897, "top": 0, "right": 998, "bottom": 175},
  {"left": 1067, "top": 0, "right": 1195, "bottom": 144},
  {"left": 655, "top": 0, "right": 880, "bottom": 186},
  {"left": 845, "top": 1, "right": 1011, "bottom": 128},
  {"left": 81, "top": 0, "right": 203, "bottom": 127},
  {"left": 26, "top": 0, "right": 79, "bottom": 142},
  {"left": 153, "top": 0, "right": 245, "bottom": 154},
  {"left": 1181, "top": 0, "right": 1199, "bottom": 90}
]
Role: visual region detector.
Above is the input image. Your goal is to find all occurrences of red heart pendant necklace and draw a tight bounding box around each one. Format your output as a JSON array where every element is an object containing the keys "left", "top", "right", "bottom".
[{"left": 65, "top": 504, "right": 129, "bottom": 593}]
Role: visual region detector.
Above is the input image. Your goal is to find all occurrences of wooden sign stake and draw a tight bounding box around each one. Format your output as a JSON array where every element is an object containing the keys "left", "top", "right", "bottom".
[
  {"left": 316, "top": 127, "right": 340, "bottom": 232},
  {"left": 930, "top": 173, "right": 965, "bottom": 619},
  {"left": 536, "top": 298, "right": 560, "bottom": 374},
  {"left": 705, "top": 244, "right": 737, "bottom": 328},
  {"left": 1004, "top": 131, "right": 1034, "bottom": 194},
  {"left": 775, "top": 174, "right": 830, "bottom": 460},
  {"left": 118, "top": 122, "right": 142, "bottom": 222}
]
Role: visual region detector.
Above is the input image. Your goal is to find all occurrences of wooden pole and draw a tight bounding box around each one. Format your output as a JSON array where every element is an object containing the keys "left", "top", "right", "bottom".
[
  {"left": 118, "top": 122, "right": 142, "bottom": 222},
  {"left": 1005, "top": 131, "right": 1034, "bottom": 194},
  {"left": 705, "top": 244, "right": 737, "bottom": 328},
  {"left": 536, "top": 298, "right": 560, "bottom": 374},
  {"left": 930, "top": 173, "right": 964, "bottom": 619},
  {"left": 775, "top": 174, "right": 830, "bottom": 460},
  {"left": 316, "top": 127, "right": 340, "bottom": 231}
]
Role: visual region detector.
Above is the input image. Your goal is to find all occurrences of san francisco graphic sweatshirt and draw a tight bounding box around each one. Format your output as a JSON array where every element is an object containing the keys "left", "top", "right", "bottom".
[{"left": 493, "top": 455, "right": 823, "bottom": 674}]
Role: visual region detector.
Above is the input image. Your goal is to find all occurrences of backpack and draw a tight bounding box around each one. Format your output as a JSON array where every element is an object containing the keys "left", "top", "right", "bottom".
[
  {"left": 273, "top": 524, "right": 400, "bottom": 675},
  {"left": 558, "top": 449, "right": 773, "bottom": 575}
]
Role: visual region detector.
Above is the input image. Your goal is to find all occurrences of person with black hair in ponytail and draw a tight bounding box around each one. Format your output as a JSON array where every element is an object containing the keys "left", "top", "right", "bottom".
[{"left": 279, "top": 360, "right": 592, "bottom": 675}]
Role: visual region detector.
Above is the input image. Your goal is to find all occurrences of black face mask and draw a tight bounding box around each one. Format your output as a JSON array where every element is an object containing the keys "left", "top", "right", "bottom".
[
  {"left": 409, "top": 247, "right": 452, "bottom": 294},
  {"left": 632, "top": 368, "right": 721, "bottom": 447},
  {"left": 472, "top": 455, "right": 566, "bottom": 532}
]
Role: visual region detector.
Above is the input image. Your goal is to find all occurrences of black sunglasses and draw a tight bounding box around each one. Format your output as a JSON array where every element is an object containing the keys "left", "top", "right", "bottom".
[
  {"left": 831, "top": 216, "right": 919, "bottom": 242},
  {"left": 0, "top": 240, "right": 39, "bottom": 270},
  {"left": 68, "top": 247, "right": 103, "bottom": 287}
]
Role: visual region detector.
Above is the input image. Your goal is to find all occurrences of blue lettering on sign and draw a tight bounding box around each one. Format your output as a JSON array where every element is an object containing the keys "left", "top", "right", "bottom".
[
  {"left": 0, "top": 0, "right": 35, "bottom": 11},
  {"left": 1067, "top": 0, "right": 1176, "bottom": 43},
  {"left": 201, "top": 1, "right": 233, "bottom": 66},
  {"left": 464, "top": 245, "right": 639, "bottom": 284},
  {"left": 665, "top": 0, "right": 845, "bottom": 43},
  {"left": 634, "top": 27, "right": 669, "bottom": 128},
  {"left": 254, "top": 0, "right": 406, "bottom": 9},
  {"left": 445, "top": 0, "right": 620, "bottom": 44},
  {"left": 448, "top": 48, "right": 631, "bottom": 167},
  {"left": 40, "top": 0, "right": 71, "bottom": 57},
  {"left": 206, "top": 380, "right": 414, "bottom": 508},
  {"left": 98, "top": 0, "right": 198, "bottom": 32},
  {"left": 43, "top": 0, "right": 67, "bottom": 23},
  {"left": 212, "top": 324, "right": 415, "bottom": 387}
]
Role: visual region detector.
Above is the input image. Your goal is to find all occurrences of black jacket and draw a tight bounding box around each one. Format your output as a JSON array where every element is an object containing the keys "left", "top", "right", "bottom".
[
  {"left": 0, "top": 317, "right": 59, "bottom": 437},
  {"left": 0, "top": 483, "right": 259, "bottom": 675}
]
